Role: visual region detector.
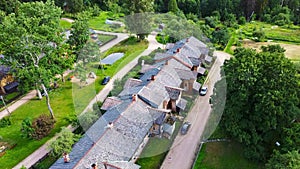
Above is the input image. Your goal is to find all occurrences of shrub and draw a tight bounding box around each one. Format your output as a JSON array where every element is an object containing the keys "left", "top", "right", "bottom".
[
  {"left": 49, "top": 128, "right": 81, "bottom": 158},
  {"left": 20, "top": 117, "right": 35, "bottom": 139},
  {"left": 0, "top": 117, "right": 11, "bottom": 128},
  {"left": 31, "top": 114, "right": 55, "bottom": 140},
  {"left": 238, "top": 16, "right": 246, "bottom": 25},
  {"left": 253, "top": 29, "right": 266, "bottom": 42},
  {"left": 77, "top": 111, "right": 99, "bottom": 131},
  {"left": 205, "top": 16, "right": 217, "bottom": 28}
]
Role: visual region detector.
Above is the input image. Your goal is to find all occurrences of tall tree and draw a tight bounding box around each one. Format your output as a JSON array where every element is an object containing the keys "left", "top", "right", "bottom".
[
  {"left": 68, "top": 12, "right": 90, "bottom": 53},
  {"left": 168, "top": 0, "right": 180, "bottom": 13},
  {"left": 219, "top": 45, "right": 299, "bottom": 161},
  {"left": 0, "top": 0, "right": 70, "bottom": 119},
  {"left": 266, "top": 150, "right": 300, "bottom": 169},
  {"left": 122, "top": 0, "right": 154, "bottom": 14}
]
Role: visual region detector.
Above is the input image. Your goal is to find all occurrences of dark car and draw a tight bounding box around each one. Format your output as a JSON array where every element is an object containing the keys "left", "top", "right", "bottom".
[
  {"left": 101, "top": 76, "right": 110, "bottom": 85},
  {"left": 181, "top": 121, "right": 191, "bottom": 135}
]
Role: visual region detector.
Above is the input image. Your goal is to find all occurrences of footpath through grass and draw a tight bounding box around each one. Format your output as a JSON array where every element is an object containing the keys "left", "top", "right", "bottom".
[
  {"left": 89, "top": 12, "right": 125, "bottom": 33},
  {"left": 0, "top": 38, "right": 148, "bottom": 169}
]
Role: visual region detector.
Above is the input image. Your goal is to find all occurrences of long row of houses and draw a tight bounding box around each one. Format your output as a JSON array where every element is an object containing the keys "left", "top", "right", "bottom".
[{"left": 50, "top": 36, "right": 213, "bottom": 169}]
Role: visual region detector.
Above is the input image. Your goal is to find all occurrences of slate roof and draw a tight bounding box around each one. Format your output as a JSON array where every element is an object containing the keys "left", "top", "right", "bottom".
[
  {"left": 188, "top": 57, "right": 201, "bottom": 66},
  {"left": 177, "top": 98, "right": 188, "bottom": 110},
  {"left": 193, "top": 81, "right": 201, "bottom": 91},
  {"left": 173, "top": 52, "right": 193, "bottom": 68},
  {"left": 163, "top": 123, "right": 175, "bottom": 136},
  {"left": 154, "top": 53, "right": 172, "bottom": 61},
  {"left": 52, "top": 99, "right": 153, "bottom": 169},
  {"left": 123, "top": 78, "right": 143, "bottom": 89},
  {"left": 187, "top": 36, "right": 207, "bottom": 48},
  {"left": 175, "top": 68, "right": 196, "bottom": 80},
  {"left": 140, "top": 64, "right": 156, "bottom": 74},
  {"left": 104, "top": 161, "right": 141, "bottom": 169},
  {"left": 165, "top": 86, "right": 182, "bottom": 100},
  {"left": 139, "top": 68, "right": 160, "bottom": 81},
  {"left": 197, "top": 67, "right": 206, "bottom": 75},
  {"left": 147, "top": 107, "right": 170, "bottom": 125},
  {"left": 205, "top": 55, "right": 213, "bottom": 63},
  {"left": 101, "top": 97, "right": 123, "bottom": 111},
  {"left": 138, "top": 85, "right": 167, "bottom": 108},
  {"left": 118, "top": 86, "right": 144, "bottom": 100},
  {"left": 165, "top": 43, "right": 175, "bottom": 50},
  {"left": 168, "top": 58, "right": 190, "bottom": 70}
]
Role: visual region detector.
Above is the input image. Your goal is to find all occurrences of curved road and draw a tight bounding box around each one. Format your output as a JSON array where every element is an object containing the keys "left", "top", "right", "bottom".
[{"left": 160, "top": 51, "right": 231, "bottom": 169}]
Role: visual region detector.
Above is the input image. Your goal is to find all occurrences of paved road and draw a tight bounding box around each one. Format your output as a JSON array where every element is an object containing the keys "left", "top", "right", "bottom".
[{"left": 160, "top": 51, "right": 231, "bottom": 169}]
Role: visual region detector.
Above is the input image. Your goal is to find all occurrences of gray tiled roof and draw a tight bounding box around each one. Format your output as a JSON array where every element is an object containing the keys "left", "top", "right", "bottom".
[
  {"left": 140, "top": 64, "right": 156, "bottom": 74},
  {"left": 138, "top": 84, "right": 167, "bottom": 108},
  {"left": 154, "top": 53, "right": 172, "bottom": 61},
  {"left": 74, "top": 100, "right": 153, "bottom": 169},
  {"left": 139, "top": 68, "right": 160, "bottom": 81},
  {"left": 123, "top": 78, "right": 143, "bottom": 89},
  {"left": 177, "top": 98, "right": 188, "bottom": 110},
  {"left": 187, "top": 36, "right": 207, "bottom": 48},
  {"left": 175, "top": 68, "right": 196, "bottom": 80},
  {"left": 101, "top": 97, "right": 123, "bottom": 111},
  {"left": 205, "top": 55, "right": 213, "bottom": 63},
  {"left": 105, "top": 161, "right": 141, "bottom": 169},
  {"left": 165, "top": 86, "right": 182, "bottom": 100},
  {"left": 193, "top": 81, "right": 201, "bottom": 91},
  {"left": 162, "top": 123, "right": 175, "bottom": 136},
  {"left": 118, "top": 86, "right": 144, "bottom": 99},
  {"left": 188, "top": 57, "right": 201, "bottom": 66},
  {"left": 197, "top": 67, "right": 206, "bottom": 75},
  {"left": 147, "top": 107, "right": 170, "bottom": 125},
  {"left": 173, "top": 52, "right": 193, "bottom": 68},
  {"left": 168, "top": 58, "right": 190, "bottom": 70}
]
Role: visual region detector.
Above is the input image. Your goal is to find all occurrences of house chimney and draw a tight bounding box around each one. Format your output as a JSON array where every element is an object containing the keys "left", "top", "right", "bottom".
[
  {"left": 132, "top": 94, "right": 137, "bottom": 101},
  {"left": 186, "top": 38, "right": 189, "bottom": 42},
  {"left": 107, "top": 122, "right": 113, "bottom": 129},
  {"left": 151, "top": 75, "right": 156, "bottom": 81},
  {"left": 176, "top": 48, "right": 180, "bottom": 53},
  {"left": 165, "top": 60, "right": 168, "bottom": 65}
]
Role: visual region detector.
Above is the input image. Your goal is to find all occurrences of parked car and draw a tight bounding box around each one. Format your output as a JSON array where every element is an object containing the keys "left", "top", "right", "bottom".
[
  {"left": 101, "top": 76, "right": 110, "bottom": 85},
  {"left": 181, "top": 121, "right": 191, "bottom": 135},
  {"left": 200, "top": 86, "right": 208, "bottom": 96}
]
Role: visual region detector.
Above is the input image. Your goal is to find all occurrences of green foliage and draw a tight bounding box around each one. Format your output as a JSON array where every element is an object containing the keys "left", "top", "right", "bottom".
[
  {"left": 266, "top": 150, "right": 300, "bottom": 169},
  {"left": 220, "top": 45, "right": 299, "bottom": 161},
  {"left": 168, "top": 0, "right": 180, "bottom": 13},
  {"left": 205, "top": 16, "right": 218, "bottom": 28},
  {"left": 68, "top": 12, "right": 90, "bottom": 52},
  {"left": 122, "top": 0, "right": 154, "bottom": 13},
  {"left": 211, "top": 28, "right": 230, "bottom": 49},
  {"left": 20, "top": 117, "right": 34, "bottom": 139},
  {"left": 224, "top": 13, "right": 237, "bottom": 27},
  {"left": 64, "top": 0, "right": 85, "bottom": 14},
  {"left": 238, "top": 16, "right": 246, "bottom": 25},
  {"left": 125, "top": 13, "right": 152, "bottom": 40},
  {"left": 78, "top": 111, "right": 99, "bottom": 131},
  {"left": 0, "top": 117, "right": 11, "bottom": 128},
  {"left": 252, "top": 28, "right": 266, "bottom": 42},
  {"left": 31, "top": 114, "right": 56, "bottom": 140},
  {"left": 49, "top": 128, "right": 81, "bottom": 158}
]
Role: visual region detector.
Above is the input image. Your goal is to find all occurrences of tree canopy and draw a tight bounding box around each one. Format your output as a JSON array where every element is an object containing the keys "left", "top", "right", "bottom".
[{"left": 220, "top": 45, "right": 300, "bottom": 161}]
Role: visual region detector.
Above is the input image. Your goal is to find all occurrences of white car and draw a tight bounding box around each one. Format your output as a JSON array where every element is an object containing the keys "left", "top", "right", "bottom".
[{"left": 200, "top": 86, "right": 208, "bottom": 96}]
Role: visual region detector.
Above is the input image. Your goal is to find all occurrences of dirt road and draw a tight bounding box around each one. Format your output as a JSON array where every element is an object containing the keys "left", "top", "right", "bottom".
[{"left": 160, "top": 51, "right": 231, "bottom": 169}]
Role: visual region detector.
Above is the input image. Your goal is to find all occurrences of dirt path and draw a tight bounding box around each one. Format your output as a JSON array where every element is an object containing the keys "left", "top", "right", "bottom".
[{"left": 160, "top": 51, "right": 231, "bottom": 169}]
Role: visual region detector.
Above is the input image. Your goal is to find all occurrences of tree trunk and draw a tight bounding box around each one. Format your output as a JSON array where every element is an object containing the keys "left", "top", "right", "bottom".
[
  {"left": 36, "top": 87, "right": 42, "bottom": 100},
  {"left": 41, "top": 83, "right": 55, "bottom": 119},
  {"left": 61, "top": 73, "right": 65, "bottom": 83}
]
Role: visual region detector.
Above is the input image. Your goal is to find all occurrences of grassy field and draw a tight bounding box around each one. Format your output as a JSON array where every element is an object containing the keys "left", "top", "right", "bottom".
[
  {"left": 0, "top": 38, "right": 148, "bottom": 169},
  {"left": 59, "top": 20, "right": 72, "bottom": 29},
  {"left": 240, "top": 39, "right": 300, "bottom": 61},
  {"left": 89, "top": 12, "right": 125, "bottom": 33},
  {"left": 193, "top": 141, "right": 264, "bottom": 169}
]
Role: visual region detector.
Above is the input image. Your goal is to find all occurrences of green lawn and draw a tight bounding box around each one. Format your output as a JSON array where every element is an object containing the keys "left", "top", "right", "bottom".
[
  {"left": 193, "top": 141, "right": 264, "bottom": 169},
  {"left": 89, "top": 12, "right": 125, "bottom": 33},
  {"left": 59, "top": 20, "right": 72, "bottom": 29},
  {"left": 0, "top": 38, "right": 148, "bottom": 169}
]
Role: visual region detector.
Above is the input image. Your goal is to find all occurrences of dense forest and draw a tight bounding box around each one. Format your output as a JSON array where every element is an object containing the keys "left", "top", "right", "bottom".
[{"left": 1, "top": 0, "right": 299, "bottom": 25}]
